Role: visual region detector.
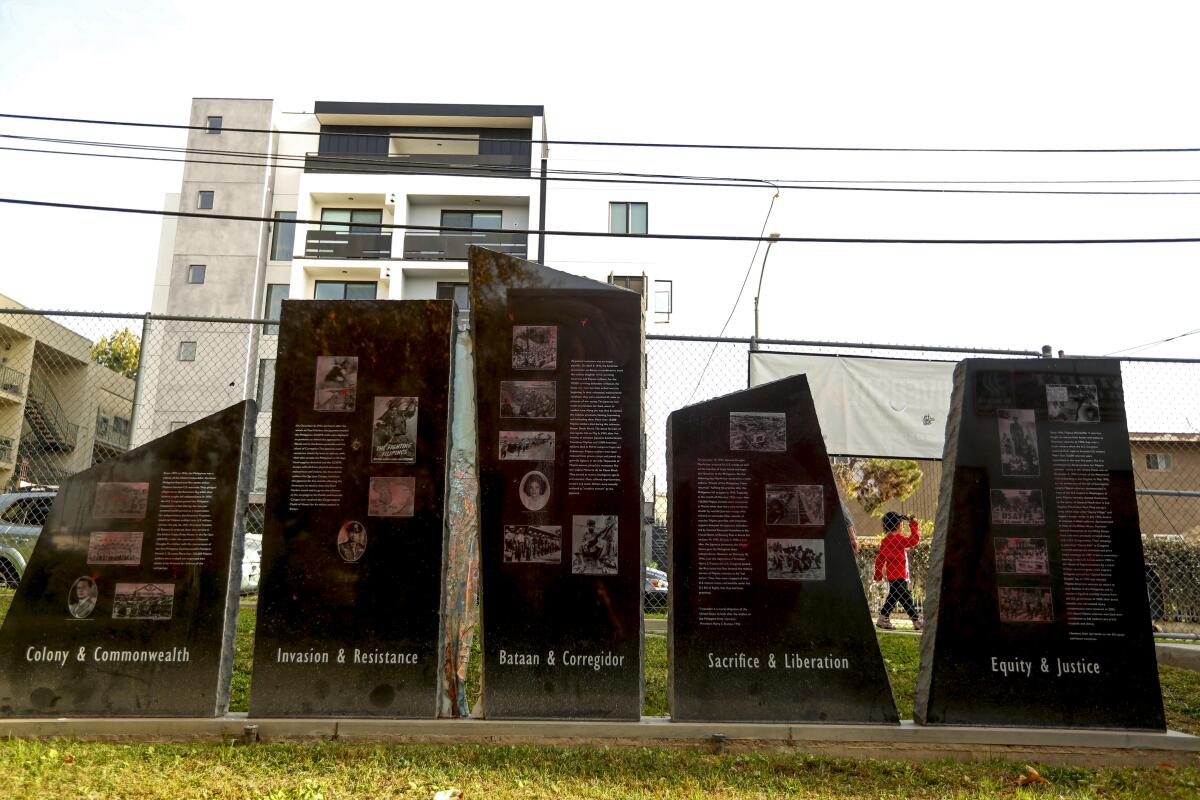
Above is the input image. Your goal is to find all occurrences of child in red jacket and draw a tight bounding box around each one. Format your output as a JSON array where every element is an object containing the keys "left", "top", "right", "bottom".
[{"left": 873, "top": 511, "right": 922, "bottom": 630}]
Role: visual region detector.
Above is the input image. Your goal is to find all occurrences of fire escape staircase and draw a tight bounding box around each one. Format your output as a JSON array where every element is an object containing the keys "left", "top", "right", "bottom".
[{"left": 23, "top": 374, "right": 78, "bottom": 452}]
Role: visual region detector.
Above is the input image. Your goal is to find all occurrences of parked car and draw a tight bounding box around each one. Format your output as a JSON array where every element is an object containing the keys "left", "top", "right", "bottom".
[
  {"left": 0, "top": 489, "right": 57, "bottom": 588},
  {"left": 644, "top": 565, "right": 668, "bottom": 612}
]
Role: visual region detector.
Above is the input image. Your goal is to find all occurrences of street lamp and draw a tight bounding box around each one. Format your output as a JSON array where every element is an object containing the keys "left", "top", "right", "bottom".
[{"left": 752, "top": 232, "right": 782, "bottom": 351}]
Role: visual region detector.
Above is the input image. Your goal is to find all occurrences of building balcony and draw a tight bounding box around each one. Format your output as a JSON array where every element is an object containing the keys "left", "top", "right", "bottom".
[
  {"left": 0, "top": 365, "right": 26, "bottom": 400},
  {"left": 95, "top": 412, "right": 131, "bottom": 451},
  {"left": 304, "top": 152, "right": 530, "bottom": 177},
  {"left": 403, "top": 231, "right": 527, "bottom": 261},
  {"left": 304, "top": 230, "right": 393, "bottom": 260}
]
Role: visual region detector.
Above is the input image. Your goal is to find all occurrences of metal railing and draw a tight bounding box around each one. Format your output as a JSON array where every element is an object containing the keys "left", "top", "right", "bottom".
[
  {"left": 303, "top": 230, "right": 392, "bottom": 259},
  {"left": 403, "top": 231, "right": 527, "bottom": 261},
  {"left": 0, "top": 365, "right": 26, "bottom": 397},
  {"left": 94, "top": 412, "right": 131, "bottom": 450}
]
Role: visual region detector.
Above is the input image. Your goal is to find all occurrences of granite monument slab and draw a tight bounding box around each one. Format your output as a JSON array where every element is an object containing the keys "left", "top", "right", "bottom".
[
  {"left": 914, "top": 358, "right": 1165, "bottom": 729},
  {"left": 248, "top": 300, "right": 455, "bottom": 717},
  {"left": 668, "top": 375, "right": 899, "bottom": 723},
  {"left": 470, "top": 246, "right": 644, "bottom": 719},
  {"left": 0, "top": 400, "right": 256, "bottom": 716}
]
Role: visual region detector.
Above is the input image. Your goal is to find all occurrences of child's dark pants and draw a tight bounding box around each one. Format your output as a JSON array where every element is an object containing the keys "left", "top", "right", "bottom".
[{"left": 881, "top": 578, "right": 919, "bottom": 620}]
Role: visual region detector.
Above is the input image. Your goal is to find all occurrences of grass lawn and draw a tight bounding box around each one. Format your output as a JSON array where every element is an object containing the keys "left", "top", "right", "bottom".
[{"left": 3, "top": 741, "right": 1200, "bottom": 799}]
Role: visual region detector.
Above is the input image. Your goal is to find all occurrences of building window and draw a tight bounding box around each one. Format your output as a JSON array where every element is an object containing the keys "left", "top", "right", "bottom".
[
  {"left": 436, "top": 282, "right": 470, "bottom": 309},
  {"left": 197, "top": 191, "right": 214, "bottom": 210},
  {"left": 270, "top": 211, "right": 296, "bottom": 260},
  {"left": 187, "top": 264, "right": 206, "bottom": 284},
  {"left": 206, "top": 116, "right": 223, "bottom": 134},
  {"left": 1146, "top": 452, "right": 1174, "bottom": 471},
  {"left": 96, "top": 415, "right": 110, "bottom": 436},
  {"left": 320, "top": 208, "right": 383, "bottom": 234},
  {"left": 314, "top": 280, "right": 377, "bottom": 300},
  {"left": 609, "top": 202, "right": 648, "bottom": 234},
  {"left": 441, "top": 210, "right": 502, "bottom": 230},
  {"left": 178, "top": 341, "right": 197, "bottom": 361},
  {"left": 653, "top": 279, "right": 673, "bottom": 323},
  {"left": 113, "top": 417, "right": 130, "bottom": 435},
  {"left": 256, "top": 359, "right": 276, "bottom": 412},
  {"left": 170, "top": 421, "right": 187, "bottom": 431},
  {"left": 262, "top": 283, "right": 290, "bottom": 335}
]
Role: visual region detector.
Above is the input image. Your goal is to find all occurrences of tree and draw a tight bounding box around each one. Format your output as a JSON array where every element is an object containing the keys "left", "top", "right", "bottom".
[
  {"left": 833, "top": 457, "right": 923, "bottom": 517},
  {"left": 91, "top": 327, "right": 140, "bottom": 380}
]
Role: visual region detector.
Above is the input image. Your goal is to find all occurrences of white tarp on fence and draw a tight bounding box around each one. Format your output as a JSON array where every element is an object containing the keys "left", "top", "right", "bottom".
[{"left": 747, "top": 352, "right": 957, "bottom": 459}]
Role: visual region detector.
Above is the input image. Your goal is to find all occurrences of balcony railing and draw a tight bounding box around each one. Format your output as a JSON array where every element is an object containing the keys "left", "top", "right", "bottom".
[
  {"left": 303, "top": 230, "right": 392, "bottom": 260},
  {"left": 403, "top": 231, "right": 527, "bottom": 261},
  {"left": 95, "top": 413, "right": 131, "bottom": 450},
  {"left": 304, "top": 152, "right": 530, "bottom": 177},
  {"left": 0, "top": 365, "right": 26, "bottom": 397}
]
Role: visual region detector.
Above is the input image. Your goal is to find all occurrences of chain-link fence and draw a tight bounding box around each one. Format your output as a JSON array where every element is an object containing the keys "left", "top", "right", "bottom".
[{"left": 1, "top": 307, "right": 1197, "bottom": 630}]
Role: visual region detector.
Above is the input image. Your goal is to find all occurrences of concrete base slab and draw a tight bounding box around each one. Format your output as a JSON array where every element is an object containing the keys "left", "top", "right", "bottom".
[
  {"left": 0, "top": 715, "right": 1196, "bottom": 767},
  {"left": 1157, "top": 643, "right": 1200, "bottom": 672}
]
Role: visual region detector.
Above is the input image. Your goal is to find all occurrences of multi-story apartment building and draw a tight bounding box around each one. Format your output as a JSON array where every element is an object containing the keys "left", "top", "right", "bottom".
[
  {"left": 0, "top": 295, "right": 134, "bottom": 489},
  {"left": 137, "top": 99, "right": 556, "bottom": 510}
]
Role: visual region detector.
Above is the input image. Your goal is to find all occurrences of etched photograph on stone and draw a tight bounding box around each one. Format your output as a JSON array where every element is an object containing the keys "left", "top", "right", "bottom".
[
  {"left": 571, "top": 515, "right": 618, "bottom": 575},
  {"left": 518, "top": 470, "right": 551, "bottom": 511},
  {"left": 997, "top": 409, "right": 1039, "bottom": 477},
  {"left": 994, "top": 537, "right": 1050, "bottom": 575},
  {"left": 92, "top": 481, "right": 149, "bottom": 519},
  {"left": 512, "top": 325, "right": 557, "bottom": 370},
  {"left": 998, "top": 586, "right": 1054, "bottom": 623},
  {"left": 500, "top": 380, "right": 556, "bottom": 419},
  {"left": 112, "top": 582, "right": 175, "bottom": 620},
  {"left": 729, "top": 411, "right": 786, "bottom": 452},
  {"left": 767, "top": 539, "right": 826, "bottom": 581},
  {"left": 503, "top": 524, "right": 562, "bottom": 564},
  {"left": 68, "top": 576, "right": 98, "bottom": 620},
  {"left": 337, "top": 520, "right": 368, "bottom": 562},
  {"left": 87, "top": 531, "right": 144, "bottom": 565},
  {"left": 368, "top": 477, "right": 415, "bottom": 518},
  {"left": 765, "top": 484, "right": 823, "bottom": 526},
  {"left": 499, "top": 431, "right": 555, "bottom": 461},
  {"left": 1046, "top": 384, "right": 1101, "bottom": 423},
  {"left": 371, "top": 396, "right": 418, "bottom": 463},
  {"left": 990, "top": 489, "right": 1045, "bottom": 526},
  {"left": 313, "top": 356, "right": 358, "bottom": 412}
]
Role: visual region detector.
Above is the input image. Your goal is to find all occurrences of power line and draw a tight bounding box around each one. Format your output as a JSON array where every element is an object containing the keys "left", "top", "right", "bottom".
[
  {"left": 1104, "top": 327, "right": 1200, "bottom": 357},
  {"left": 687, "top": 190, "right": 781, "bottom": 402},
  {"left": 16, "top": 132, "right": 1200, "bottom": 186},
  {"left": 6, "top": 111, "right": 1200, "bottom": 154},
  {"left": 6, "top": 196, "right": 1200, "bottom": 245},
  {"left": 10, "top": 136, "right": 1200, "bottom": 197}
]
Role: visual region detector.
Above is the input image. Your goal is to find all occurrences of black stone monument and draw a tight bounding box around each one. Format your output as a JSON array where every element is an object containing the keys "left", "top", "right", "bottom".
[
  {"left": 249, "top": 300, "right": 455, "bottom": 717},
  {"left": 668, "top": 375, "right": 898, "bottom": 723},
  {"left": 471, "top": 247, "right": 643, "bottom": 719},
  {"left": 915, "top": 358, "right": 1165, "bottom": 729},
  {"left": 0, "top": 401, "right": 255, "bottom": 716}
]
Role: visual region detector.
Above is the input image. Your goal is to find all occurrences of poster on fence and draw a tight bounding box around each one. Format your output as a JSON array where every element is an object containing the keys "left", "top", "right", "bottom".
[{"left": 748, "top": 352, "right": 955, "bottom": 460}]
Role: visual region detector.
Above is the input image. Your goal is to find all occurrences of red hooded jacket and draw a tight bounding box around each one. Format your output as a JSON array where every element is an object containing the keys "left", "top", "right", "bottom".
[{"left": 873, "top": 519, "right": 920, "bottom": 581}]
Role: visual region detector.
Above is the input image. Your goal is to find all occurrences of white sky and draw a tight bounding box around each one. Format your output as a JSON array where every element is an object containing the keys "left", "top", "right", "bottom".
[{"left": 1, "top": 1, "right": 1199, "bottom": 358}]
